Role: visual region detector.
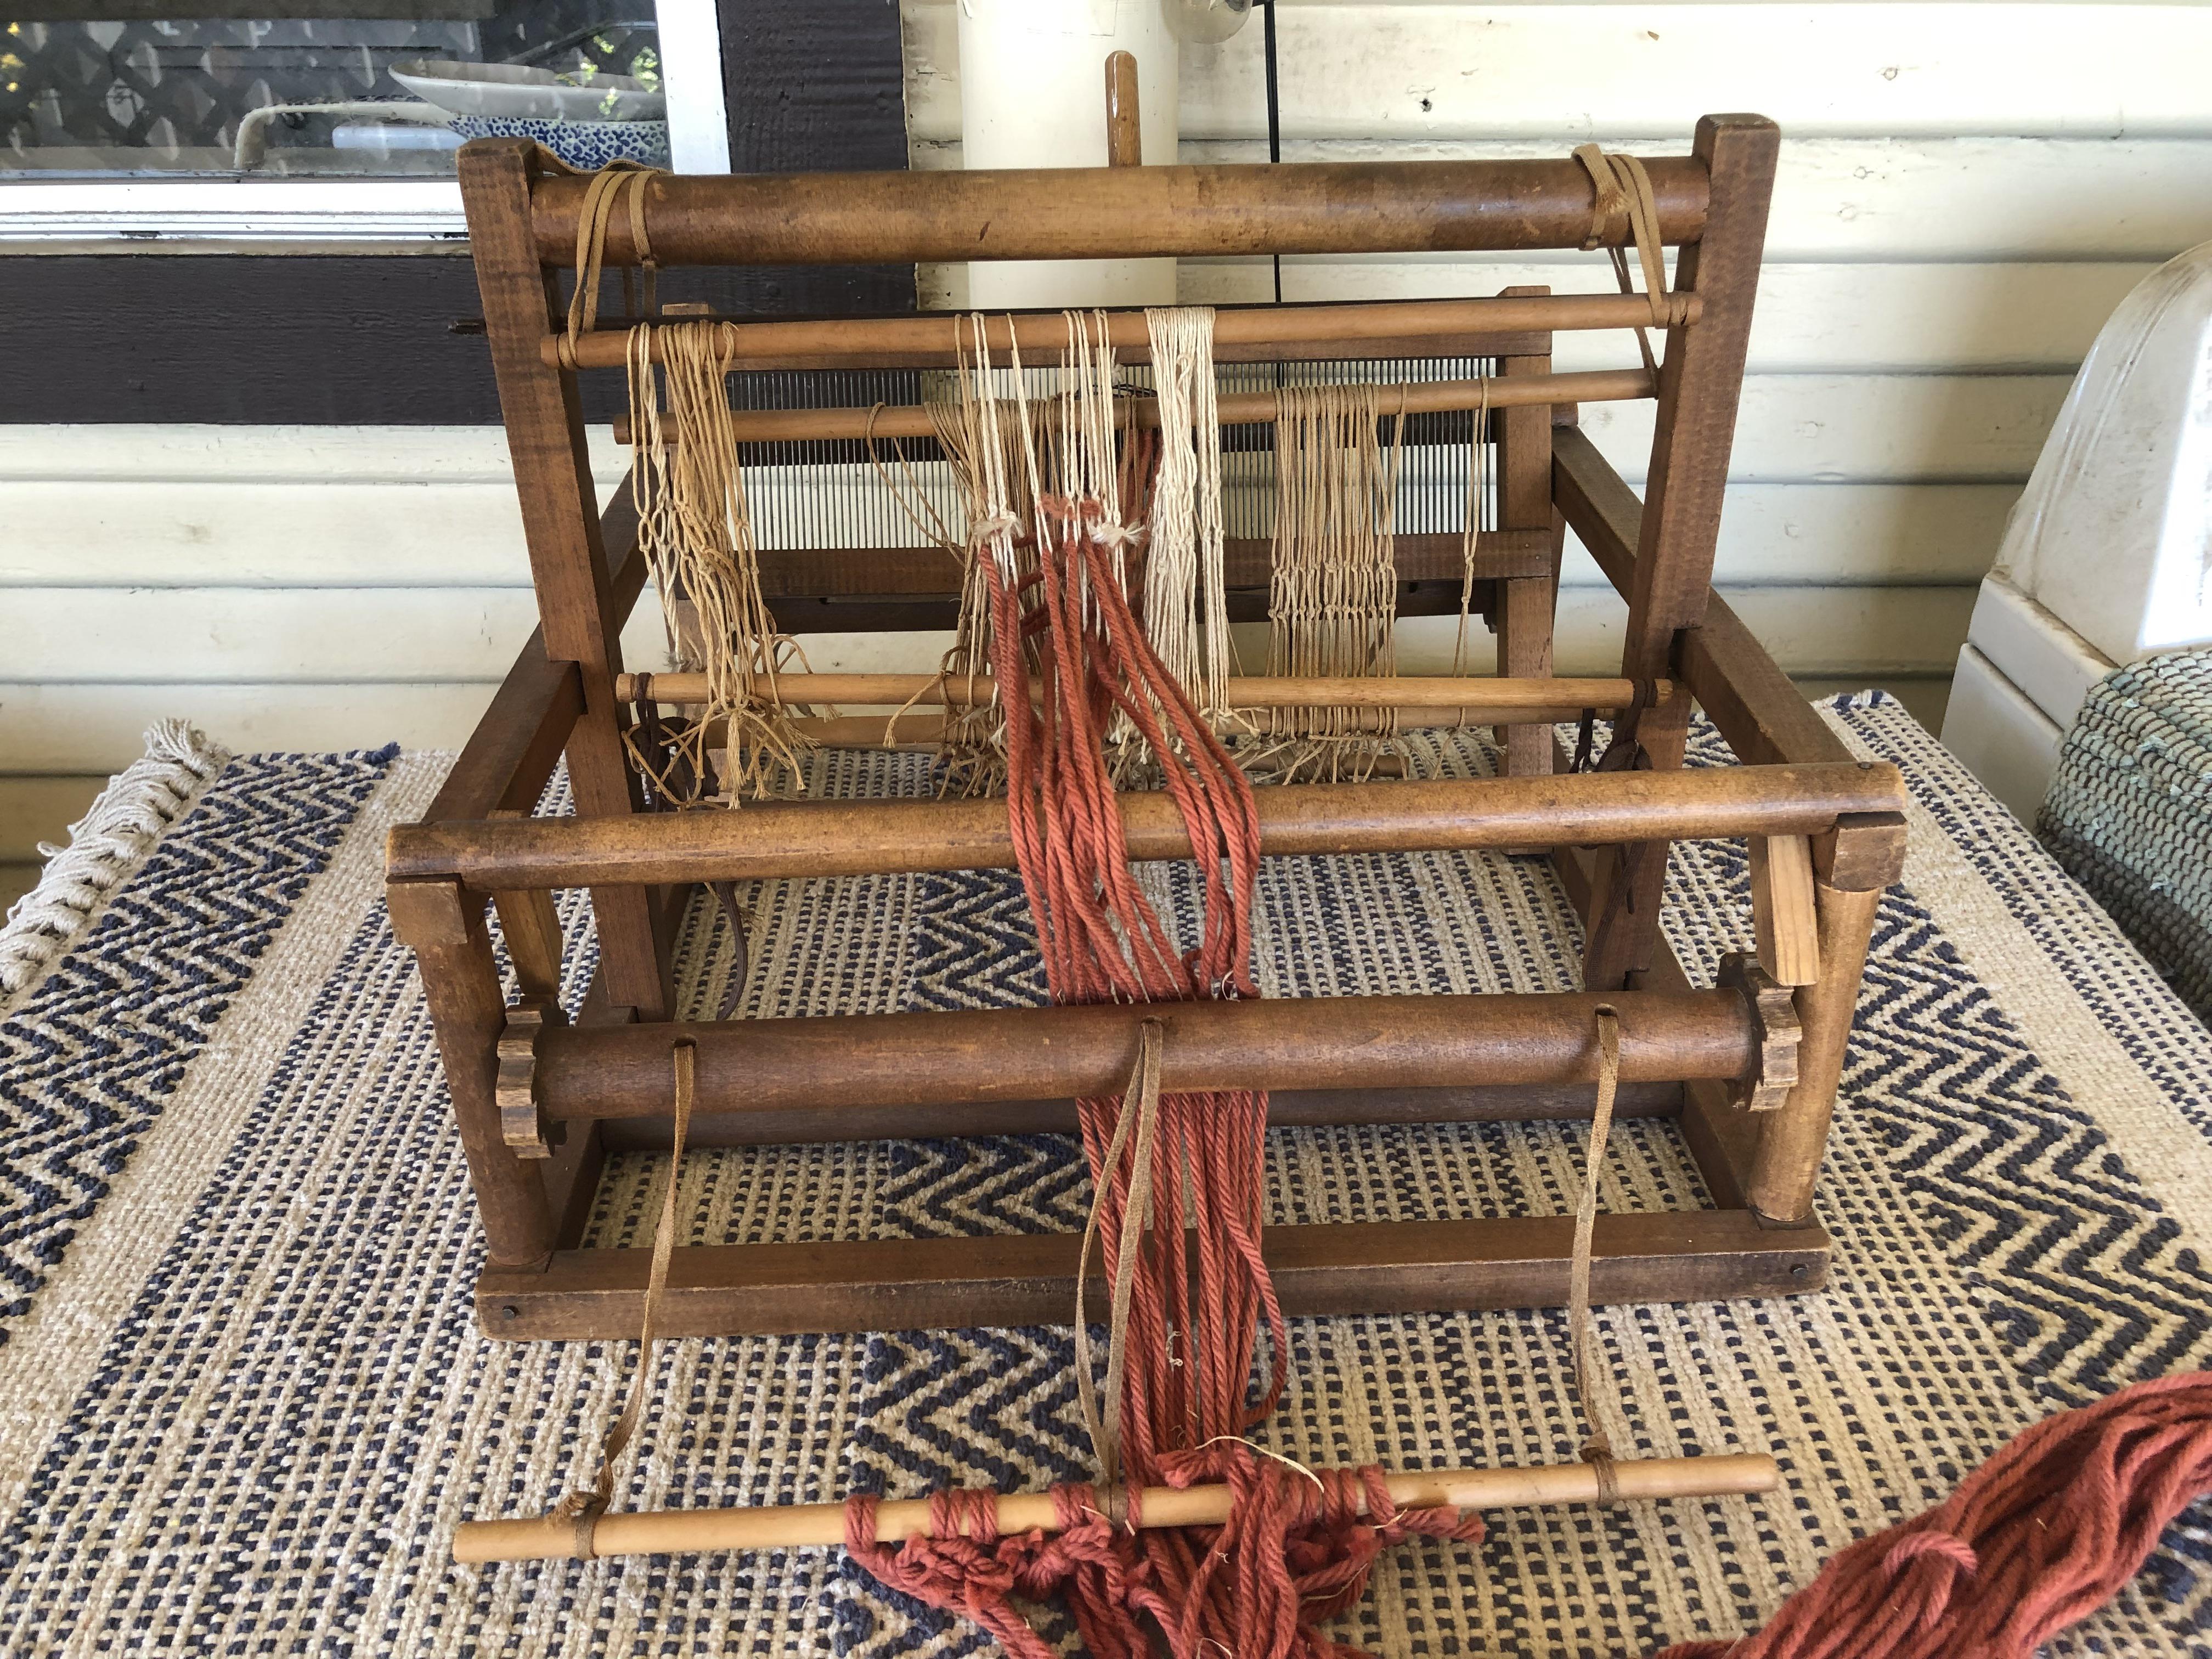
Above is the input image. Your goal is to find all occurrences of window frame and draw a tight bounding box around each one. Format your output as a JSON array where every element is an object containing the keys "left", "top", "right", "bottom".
[{"left": 0, "top": 0, "right": 731, "bottom": 245}]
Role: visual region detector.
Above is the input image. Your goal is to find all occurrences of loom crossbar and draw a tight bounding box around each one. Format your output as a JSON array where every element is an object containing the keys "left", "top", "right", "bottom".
[
  {"left": 527, "top": 155, "right": 1713, "bottom": 268},
  {"left": 385, "top": 760, "right": 1908, "bottom": 890},
  {"left": 475, "top": 1211, "right": 1831, "bottom": 1340}
]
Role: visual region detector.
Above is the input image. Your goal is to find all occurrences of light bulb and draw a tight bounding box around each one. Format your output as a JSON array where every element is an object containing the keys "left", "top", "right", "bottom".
[{"left": 1163, "top": 0, "right": 1253, "bottom": 46}]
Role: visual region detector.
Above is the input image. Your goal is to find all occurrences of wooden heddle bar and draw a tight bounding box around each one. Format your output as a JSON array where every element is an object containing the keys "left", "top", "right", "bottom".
[
  {"left": 542, "top": 293, "right": 1703, "bottom": 371},
  {"left": 527, "top": 155, "right": 1712, "bottom": 268}
]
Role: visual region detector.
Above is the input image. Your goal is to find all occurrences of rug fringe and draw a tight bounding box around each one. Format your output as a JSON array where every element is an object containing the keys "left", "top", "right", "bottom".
[{"left": 0, "top": 720, "right": 232, "bottom": 1003}]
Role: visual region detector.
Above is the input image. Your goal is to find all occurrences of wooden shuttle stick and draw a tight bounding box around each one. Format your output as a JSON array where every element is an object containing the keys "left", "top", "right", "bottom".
[{"left": 454, "top": 1453, "right": 1778, "bottom": 1565}]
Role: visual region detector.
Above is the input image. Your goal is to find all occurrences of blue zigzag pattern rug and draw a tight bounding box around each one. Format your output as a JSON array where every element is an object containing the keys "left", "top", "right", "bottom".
[{"left": 0, "top": 702, "right": 2207, "bottom": 1656}]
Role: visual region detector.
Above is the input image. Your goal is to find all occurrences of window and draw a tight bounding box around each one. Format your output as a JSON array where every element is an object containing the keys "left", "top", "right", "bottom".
[{"left": 3, "top": 2, "right": 670, "bottom": 179}]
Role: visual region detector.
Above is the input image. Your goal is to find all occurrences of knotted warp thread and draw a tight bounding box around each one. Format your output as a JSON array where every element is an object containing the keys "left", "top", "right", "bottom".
[
  {"left": 1651, "top": 1370, "right": 2212, "bottom": 1659},
  {"left": 843, "top": 323, "right": 1482, "bottom": 1659}
]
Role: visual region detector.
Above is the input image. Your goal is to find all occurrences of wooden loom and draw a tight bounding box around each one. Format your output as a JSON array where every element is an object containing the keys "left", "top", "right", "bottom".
[{"left": 385, "top": 110, "right": 1905, "bottom": 1362}]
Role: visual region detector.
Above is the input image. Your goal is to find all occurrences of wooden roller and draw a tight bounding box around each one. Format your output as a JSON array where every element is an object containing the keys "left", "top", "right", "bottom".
[{"left": 454, "top": 1452, "right": 1779, "bottom": 1564}]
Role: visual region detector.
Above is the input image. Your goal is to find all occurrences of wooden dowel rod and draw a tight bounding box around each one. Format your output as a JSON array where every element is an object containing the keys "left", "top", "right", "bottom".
[
  {"left": 606, "top": 370, "right": 1648, "bottom": 443},
  {"left": 617, "top": 672, "right": 1668, "bottom": 713},
  {"left": 387, "top": 761, "right": 1912, "bottom": 889},
  {"left": 1104, "top": 50, "right": 1141, "bottom": 167},
  {"left": 527, "top": 155, "right": 1711, "bottom": 269},
  {"left": 534, "top": 990, "right": 1758, "bottom": 1119},
  {"left": 455, "top": 1453, "right": 1777, "bottom": 1563},
  {"left": 543, "top": 294, "right": 1700, "bottom": 371}
]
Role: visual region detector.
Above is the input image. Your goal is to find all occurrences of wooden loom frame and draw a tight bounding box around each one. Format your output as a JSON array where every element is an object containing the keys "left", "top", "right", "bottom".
[{"left": 386, "top": 115, "right": 1908, "bottom": 1342}]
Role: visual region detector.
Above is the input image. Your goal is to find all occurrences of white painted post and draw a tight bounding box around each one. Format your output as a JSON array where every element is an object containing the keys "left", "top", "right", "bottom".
[{"left": 958, "top": 0, "right": 1180, "bottom": 309}]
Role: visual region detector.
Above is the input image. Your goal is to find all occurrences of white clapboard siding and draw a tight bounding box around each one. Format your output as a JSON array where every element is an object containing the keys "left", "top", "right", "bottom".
[
  {"left": 0, "top": 776, "right": 105, "bottom": 861},
  {"left": 8, "top": 469, "right": 2012, "bottom": 592},
  {"left": 12, "top": 589, "right": 677, "bottom": 686},
  {"left": 1178, "top": 261, "right": 2157, "bottom": 374},
  {"left": 904, "top": 2, "right": 2212, "bottom": 143},
  {"left": 0, "top": 685, "right": 498, "bottom": 775},
  {"left": 917, "top": 136, "right": 2212, "bottom": 262}
]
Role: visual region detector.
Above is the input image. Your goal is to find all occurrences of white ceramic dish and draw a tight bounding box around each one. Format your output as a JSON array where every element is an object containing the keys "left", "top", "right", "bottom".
[{"left": 389, "top": 59, "right": 664, "bottom": 123}]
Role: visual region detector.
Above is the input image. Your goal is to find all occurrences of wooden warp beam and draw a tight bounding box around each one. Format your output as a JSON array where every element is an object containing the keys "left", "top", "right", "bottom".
[{"left": 526, "top": 155, "right": 1713, "bottom": 268}]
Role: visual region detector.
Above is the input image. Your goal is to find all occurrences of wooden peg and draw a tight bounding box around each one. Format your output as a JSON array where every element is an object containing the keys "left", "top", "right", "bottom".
[
  {"left": 1717, "top": 953, "right": 1800, "bottom": 1114},
  {"left": 1749, "top": 834, "right": 1820, "bottom": 986},
  {"left": 1104, "top": 52, "right": 1142, "bottom": 167},
  {"left": 498, "top": 997, "right": 568, "bottom": 1159}
]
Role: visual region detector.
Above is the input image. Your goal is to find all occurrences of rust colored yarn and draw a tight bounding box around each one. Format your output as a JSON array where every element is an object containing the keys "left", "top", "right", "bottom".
[
  {"left": 1654, "top": 1372, "right": 2212, "bottom": 1659},
  {"left": 843, "top": 450, "right": 1483, "bottom": 1659}
]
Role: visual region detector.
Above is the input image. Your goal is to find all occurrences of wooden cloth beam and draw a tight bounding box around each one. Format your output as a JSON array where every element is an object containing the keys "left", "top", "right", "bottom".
[{"left": 533, "top": 990, "right": 1758, "bottom": 1119}]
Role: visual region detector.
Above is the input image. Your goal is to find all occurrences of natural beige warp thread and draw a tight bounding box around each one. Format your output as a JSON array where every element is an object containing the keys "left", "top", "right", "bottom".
[
  {"left": 1246, "top": 381, "right": 1408, "bottom": 782},
  {"left": 625, "top": 319, "right": 812, "bottom": 804}
]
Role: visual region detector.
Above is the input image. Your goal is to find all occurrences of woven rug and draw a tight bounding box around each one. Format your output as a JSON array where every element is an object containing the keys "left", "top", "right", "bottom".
[
  {"left": 1, "top": 695, "right": 2208, "bottom": 1657},
  {"left": 2041, "top": 645, "right": 2212, "bottom": 1023}
]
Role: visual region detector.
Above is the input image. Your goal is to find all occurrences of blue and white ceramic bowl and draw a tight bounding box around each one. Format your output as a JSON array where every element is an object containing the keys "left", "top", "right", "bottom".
[{"left": 450, "top": 115, "right": 670, "bottom": 170}]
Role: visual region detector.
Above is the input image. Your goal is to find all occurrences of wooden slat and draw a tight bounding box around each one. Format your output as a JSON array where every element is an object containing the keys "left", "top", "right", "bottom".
[
  {"left": 1552, "top": 425, "right": 1855, "bottom": 770},
  {"left": 388, "top": 760, "right": 1911, "bottom": 890},
  {"left": 461, "top": 139, "right": 669, "bottom": 1019},
  {"left": 424, "top": 648, "right": 581, "bottom": 825},
  {"left": 1750, "top": 834, "right": 1821, "bottom": 986},
  {"left": 1492, "top": 283, "right": 1559, "bottom": 778},
  {"left": 476, "top": 1210, "right": 1830, "bottom": 1338}
]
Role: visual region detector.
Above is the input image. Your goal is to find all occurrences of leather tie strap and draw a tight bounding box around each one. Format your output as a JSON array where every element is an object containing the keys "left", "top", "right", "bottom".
[
  {"left": 560, "top": 162, "right": 663, "bottom": 369},
  {"left": 551, "top": 1038, "right": 697, "bottom": 1558},
  {"left": 1566, "top": 1005, "right": 1626, "bottom": 1506},
  {"left": 1572, "top": 144, "right": 1693, "bottom": 382}
]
